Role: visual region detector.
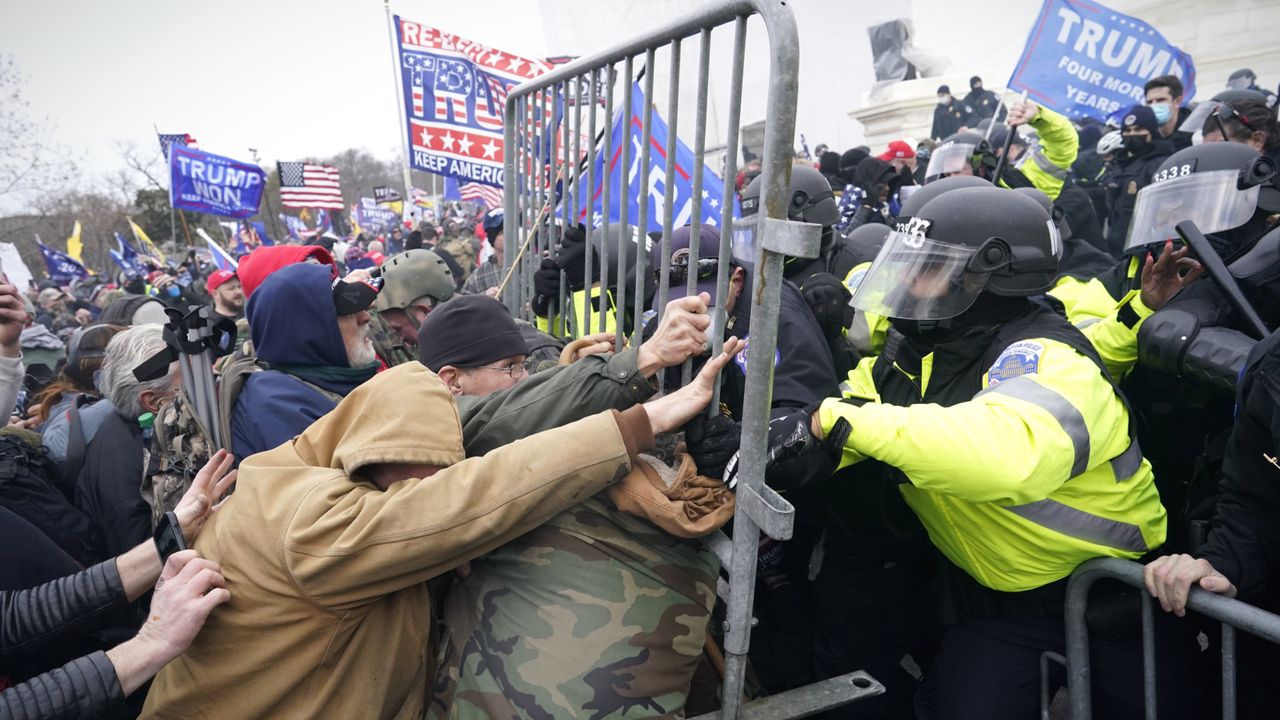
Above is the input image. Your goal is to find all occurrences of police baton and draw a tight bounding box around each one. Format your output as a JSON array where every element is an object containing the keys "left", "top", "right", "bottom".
[
  {"left": 991, "top": 91, "right": 1029, "bottom": 185},
  {"left": 1175, "top": 220, "right": 1270, "bottom": 339}
]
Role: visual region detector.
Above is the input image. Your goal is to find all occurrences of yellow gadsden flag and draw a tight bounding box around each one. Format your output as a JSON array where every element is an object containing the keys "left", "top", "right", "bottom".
[{"left": 128, "top": 217, "right": 166, "bottom": 263}]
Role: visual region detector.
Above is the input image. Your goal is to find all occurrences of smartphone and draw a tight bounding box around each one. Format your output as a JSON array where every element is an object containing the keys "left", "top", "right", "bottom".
[{"left": 152, "top": 511, "right": 188, "bottom": 563}]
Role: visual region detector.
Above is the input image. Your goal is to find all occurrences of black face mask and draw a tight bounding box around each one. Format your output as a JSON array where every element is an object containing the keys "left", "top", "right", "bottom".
[
  {"left": 1122, "top": 134, "right": 1150, "bottom": 155},
  {"left": 124, "top": 277, "right": 146, "bottom": 295}
]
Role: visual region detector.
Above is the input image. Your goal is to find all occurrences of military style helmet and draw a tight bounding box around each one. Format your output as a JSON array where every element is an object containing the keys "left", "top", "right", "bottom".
[
  {"left": 896, "top": 175, "right": 991, "bottom": 224},
  {"left": 375, "top": 249, "right": 455, "bottom": 312},
  {"left": 925, "top": 131, "right": 994, "bottom": 182},
  {"left": 851, "top": 187, "right": 1058, "bottom": 321},
  {"left": 1125, "top": 142, "right": 1278, "bottom": 257},
  {"left": 739, "top": 164, "right": 840, "bottom": 228}
]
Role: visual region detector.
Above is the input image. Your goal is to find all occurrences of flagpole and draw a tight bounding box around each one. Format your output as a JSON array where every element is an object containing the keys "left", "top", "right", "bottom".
[
  {"left": 251, "top": 148, "right": 285, "bottom": 242},
  {"left": 383, "top": 0, "right": 416, "bottom": 207},
  {"left": 155, "top": 122, "right": 179, "bottom": 250}
]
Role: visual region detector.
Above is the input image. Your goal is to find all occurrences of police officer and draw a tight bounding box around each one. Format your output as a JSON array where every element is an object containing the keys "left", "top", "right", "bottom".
[
  {"left": 1101, "top": 105, "right": 1175, "bottom": 254},
  {"left": 664, "top": 223, "right": 838, "bottom": 694},
  {"left": 374, "top": 248, "right": 456, "bottom": 347},
  {"left": 930, "top": 85, "right": 970, "bottom": 141},
  {"left": 778, "top": 186, "right": 1198, "bottom": 718},
  {"left": 739, "top": 165, "right": 842, "bottom": 282},
  {"left": 961, "top": 76, "right": 1003, "bottom": 124},
  {"left": 533, "top": 222, "right": 650, "bottom": 338}
]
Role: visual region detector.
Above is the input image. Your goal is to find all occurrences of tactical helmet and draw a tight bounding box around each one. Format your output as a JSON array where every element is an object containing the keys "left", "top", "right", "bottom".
[
  {"left": 1012, "top": 187, "right": 1070, "bottom": 254},
  {"left": 740, "top": 165, "right": 840, "bottom": 228},
  {"left": 925, "top": 132, "right": 994, "bottom": 182},
  {"left": 374, "top": 249, "right": 455, "bottom": 312},
  {"left": 896, "top": 175, "right": 991, "bottom": 223},
  {"left": 1125, "top": 142, "right": 1278, "bottom": 256},
  {"left": 851, "top": 187, "right": 1058, "bottom": 320}
]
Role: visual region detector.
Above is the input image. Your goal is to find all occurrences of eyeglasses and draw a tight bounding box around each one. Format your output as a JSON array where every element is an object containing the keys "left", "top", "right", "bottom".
[
  {"left": 1212, "top": 104, "right": 1254, "bottom": 140},
  {"left": 658, "top": 257, "right": 720, "bottom": 285},
  {"left": 469, "top": 359, "right": 529, "bottom": 379}
]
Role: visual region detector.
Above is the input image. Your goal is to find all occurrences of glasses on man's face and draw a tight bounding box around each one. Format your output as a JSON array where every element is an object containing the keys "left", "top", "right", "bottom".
[
  {"left": 471, "top": 358, "right": 530, "bottom": 379},
  {"left": 658, "top": 257, "right": 720, "bottom": 285}
]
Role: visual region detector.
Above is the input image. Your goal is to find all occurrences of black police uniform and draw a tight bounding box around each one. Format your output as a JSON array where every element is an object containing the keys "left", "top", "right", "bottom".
[
  {"left": 1102, "top": 138, "right": 1173, "bottom": 254},
  {"left": 962, "top": 87, "right": 1003, "bottom": 123},
  {"left": 931, "top": 100, "right": 970, "bottom": 141}
]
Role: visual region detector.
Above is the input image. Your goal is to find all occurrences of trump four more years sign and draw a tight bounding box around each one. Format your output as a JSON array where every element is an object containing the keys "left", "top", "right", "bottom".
[
  {"left": 169, "top": 145, "right": 266, "bottom": 219},
  {"left": 1008, "top": 0, "right": 1195, "bottom": 122}
]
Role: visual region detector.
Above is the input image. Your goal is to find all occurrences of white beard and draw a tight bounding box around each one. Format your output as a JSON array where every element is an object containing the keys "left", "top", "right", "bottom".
[{"left": 346, "top": 328, "right": 378, "bottom": 367}]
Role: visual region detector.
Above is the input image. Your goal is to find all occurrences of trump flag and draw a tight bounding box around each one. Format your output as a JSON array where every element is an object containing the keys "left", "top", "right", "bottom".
[
  {"left": 1007, "top": 0, "right": 1195, "bottom": 122},
  {"left": 577, "top": 83, "right": 735, "bottom": 233},
  {"left": 393, "top": 17, "right": 555, "bottom": 188}
]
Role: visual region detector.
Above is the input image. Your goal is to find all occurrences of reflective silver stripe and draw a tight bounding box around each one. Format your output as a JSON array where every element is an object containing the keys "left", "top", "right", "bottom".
[
  {"left": 1005, "top": 498, "right": 1149, "bottom": 552},
  {"left": 1074, "top": 317, "right": 1101, "bottom": 330},
  {"left": 1029, "top": 150, "right": 1070, "bottom": 180},
  {"left": 1109, "top": 437, "right": 1143, "bottom": 482},
  {"left": 839, "top": 380, "right": 857, "bottom": 396},
  {"left": 847, "top": 313, "right": 872, "bottom": 355},
  {"left": 977, "top": 376, "right": 1091, "bottom": 478}
]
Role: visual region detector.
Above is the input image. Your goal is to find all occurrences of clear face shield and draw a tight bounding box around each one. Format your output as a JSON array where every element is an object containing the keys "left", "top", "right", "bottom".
[
  {"left": 731, "top": 214, "right": 760, "bottom": 265},
  {"left": 1124, "top": 169, "right": 1261, "bottom": 251},
  {"left": 850, "top": 230, "right": 995, "bottom": 320},
  {"left": 924, "top": 142, "right": 976, "bottom": 182},
  {"left": 1178, "top": 101, "right": 1223, "bottom": 135}
]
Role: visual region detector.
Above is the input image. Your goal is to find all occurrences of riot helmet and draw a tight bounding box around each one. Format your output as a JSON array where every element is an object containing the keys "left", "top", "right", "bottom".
[
  {"left": 851, "top": 187, "right": 1058, "bottom": 321},
  {"left": 737, "top": 164, "right": 838, "bottom": 267},
  {"left": 896, "top": 175, "right": 991, "bottom": 225},
  {"left": 925, "top": 132, "right": 993, "bottom": 182},
  {"left": 1125, "top": 142, "right": 1278, "bottom": 260}
]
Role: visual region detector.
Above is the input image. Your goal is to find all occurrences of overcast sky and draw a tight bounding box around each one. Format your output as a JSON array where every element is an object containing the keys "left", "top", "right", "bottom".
[{"left": 1, "top": 0, "right": 550, "bottom": 191}]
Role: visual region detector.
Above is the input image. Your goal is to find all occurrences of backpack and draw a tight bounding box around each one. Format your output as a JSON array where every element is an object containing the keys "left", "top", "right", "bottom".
[
  {"left": 215, "top": 355, "right": 345, "bottom": 456},
  {"left": 140, "top": 388, "right": 213, "bottom": 528},
  {"left": 0, "top": 430, "right": 98, "bottom": 565}
]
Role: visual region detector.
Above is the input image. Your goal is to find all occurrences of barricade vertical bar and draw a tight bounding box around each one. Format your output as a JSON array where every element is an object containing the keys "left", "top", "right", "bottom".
[
  {"left": 683, "top": 27, "right": 712, "bottom": 386},
  {"left": 583, "top": 69, "right": 598, "bottom": 334},
  {"left": 1222, "top": 623, "right": 1237, "bottom": 720},
  {"left": 502, "top": 80, "right": 518, "bottom": 316},
  {"left": 709, "top": 15, "right": 746, "bottom": 418},
  {"left": 1141, "top": 592, "right": 1156, "bottom": 720},
  {"left": 654, "top": 38, "right": 682, "bottom": 375},
  {"left": 631, "top": 48, "right": 655, "bottom": 350},
  {"left": 531, "top": 90, "right": 546, "bottom": 325},
  {"left": 615, "top": 55, "right": 634, "bottom": 351},
  {"left": 599, "top": 65, "right": 615, "bottom": 336},
  {"left": 561, "top": 79, "right": 576, "bottom": 339},
  {"left": 520, "top": 94, "right": 534, "bottom": 320}
]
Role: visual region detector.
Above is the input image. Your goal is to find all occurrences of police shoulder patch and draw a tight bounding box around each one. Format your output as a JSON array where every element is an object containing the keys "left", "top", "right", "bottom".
[
  {"left": 986, "top": 340, "right": 1044, "bottom": 385},
  {"left": 735, "top": 335, "right": 781, "bottom": 375}
]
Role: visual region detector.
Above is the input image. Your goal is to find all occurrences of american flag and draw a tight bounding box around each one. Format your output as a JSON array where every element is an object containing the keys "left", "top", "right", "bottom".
[
  {"left": 157, "top": 132, "right": 198, "bottom": 161},
  {"left": 459, "top": 182, "right": 503, "bottom": 209},
  {"left": 278, "top": 162, "right": 344, "bottom": 210}
]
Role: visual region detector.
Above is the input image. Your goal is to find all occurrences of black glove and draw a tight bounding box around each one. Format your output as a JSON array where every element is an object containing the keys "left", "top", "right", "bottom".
[
  {"left": 799, "top": 272, "right": 855, "bottom": 340},
  {"left": 531, "top": 258, "right": 561, "bottom": 317},
  {"left": 556, "top": 223, "right": 591, "bottom": 288},
  {"left": 723, "top": 406, "right": 852, "bottom": 492},
  {"left": 683, "top": 413, "right": 741, "bottom": 478}
]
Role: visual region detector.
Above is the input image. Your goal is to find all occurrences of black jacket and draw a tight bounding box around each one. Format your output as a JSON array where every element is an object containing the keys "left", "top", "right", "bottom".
[
  {"left": 931, "top": 100, "right": 970, "bottom": 141},
  {"left": 1102, "top": 139, "right": 1174, "bottom": 254},
  {"left": 73, "top": 408, "right": 150, "bottom": 563},
  {"left": 962, "top": 88, "right": 1003, "bottom": 122},
  {"left": 0, "top": 560, "right": 128, "bottom": 719},
  {"left": 1199, "top": 330, "right": 1280, "bottom": 598}
]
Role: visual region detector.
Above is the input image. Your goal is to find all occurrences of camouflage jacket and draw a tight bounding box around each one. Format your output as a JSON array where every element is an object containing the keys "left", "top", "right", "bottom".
[
  {"left": 141, "top": 390, "right": 212, "bottom": 528},
  {"left": 430, "top": 494, "right": 719, "bottom": 720},
  {"left": 369, "top": 310, "right": 416, "bottom": 368}
]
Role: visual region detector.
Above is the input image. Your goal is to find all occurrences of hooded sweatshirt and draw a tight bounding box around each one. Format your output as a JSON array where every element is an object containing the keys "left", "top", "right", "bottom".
[
  {"left": 230, "top": 263, "right": 378, "bottom": 459},
  {"left": 142, "top": 362, "right": 653, "bottom": 720}
]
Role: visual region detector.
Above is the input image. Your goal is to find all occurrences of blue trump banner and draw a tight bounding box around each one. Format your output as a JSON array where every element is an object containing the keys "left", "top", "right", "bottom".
[
  {"left": 393, "top": 17, "right": 556, "bottom": 188},
  {"left": 170, "top": 145, "right": 266, "bottom": 219},
  {"left": 110, "top": 233, "right": 147, "bottom": 277},
  {"left": 577, "top": 83, "right": 736, "bottom": 233},
  {"left": 37, "top": 242, "right": 90, "bottom": 284},
  {"left": 1008, "top": 0, "right": 1195, "bottom": 122}
]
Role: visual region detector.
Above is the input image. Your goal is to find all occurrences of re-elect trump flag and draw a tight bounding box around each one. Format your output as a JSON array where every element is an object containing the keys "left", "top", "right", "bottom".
[
  {"left": 37, "top": 242, "right": 90, "bottom": 284},
  {"left": 577, "top": 83, "right": 735, "bottom": 233},
  {"left": 170, "top": 146, "right": 266, "bottom": 219},
  {"left": 1007, "top": 0, "right": 1195, "bottom": 122},
  {"left": 393, "top": 17, "right": 553, "bottom": 187}
]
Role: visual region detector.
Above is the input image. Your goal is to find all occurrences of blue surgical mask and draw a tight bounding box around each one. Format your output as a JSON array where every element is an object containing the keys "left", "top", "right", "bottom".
[{"left": 1151, "top": 104, "right": 1172, "bottom": 125}]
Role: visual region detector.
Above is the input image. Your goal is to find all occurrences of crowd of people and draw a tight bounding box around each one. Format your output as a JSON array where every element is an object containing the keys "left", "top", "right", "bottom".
[{"left": 0, "top": 66, "right": 1278, "bottom": 720}]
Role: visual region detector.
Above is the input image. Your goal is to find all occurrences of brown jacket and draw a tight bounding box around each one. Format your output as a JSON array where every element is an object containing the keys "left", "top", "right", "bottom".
[{"left": 141, "top": 362, "right": 652, "bottom": 719}]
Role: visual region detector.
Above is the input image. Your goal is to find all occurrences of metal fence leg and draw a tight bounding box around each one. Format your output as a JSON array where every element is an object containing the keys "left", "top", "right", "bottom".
[
  {"left": 1039, "top": 651, "right": 1065, "bottom": 720},
  {"left": 1222, "top": 622, "right": 1236, "bottom": 720}
]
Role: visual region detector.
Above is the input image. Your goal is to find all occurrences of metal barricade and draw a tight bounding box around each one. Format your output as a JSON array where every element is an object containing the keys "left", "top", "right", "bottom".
[
  {"left": 1064, "top": 557, "right": 1280, "bottom": 720},
  {"left": 500, "top": 1, "right": 883, "bottom": 717}
]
